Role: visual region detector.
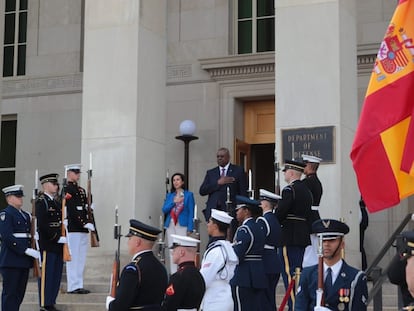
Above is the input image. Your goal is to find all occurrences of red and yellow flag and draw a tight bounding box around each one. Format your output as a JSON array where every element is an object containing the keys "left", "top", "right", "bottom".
[{"left": 350, "top": 0, "right": 414, "bottom": 212}]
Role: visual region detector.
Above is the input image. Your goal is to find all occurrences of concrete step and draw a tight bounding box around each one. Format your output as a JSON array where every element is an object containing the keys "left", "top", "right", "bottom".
[{"left": 3, "top": 271, "right": 402, "bottom": 310}]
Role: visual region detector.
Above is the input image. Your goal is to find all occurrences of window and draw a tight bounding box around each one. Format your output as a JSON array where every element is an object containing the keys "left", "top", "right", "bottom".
[
  {"left": 0, "top": 115, "right": 17, "bottom": 207},
  {"left": 237, "top": 0, "right": 275, "bottom": 54},
  {"left": 3, "top": 0, "right": 28, "bottom": 77}
]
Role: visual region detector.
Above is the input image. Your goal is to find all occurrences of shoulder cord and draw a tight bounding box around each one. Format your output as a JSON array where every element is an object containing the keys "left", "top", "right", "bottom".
[{"left": 349, "top": 270, "right": 365, "bottom": 310}]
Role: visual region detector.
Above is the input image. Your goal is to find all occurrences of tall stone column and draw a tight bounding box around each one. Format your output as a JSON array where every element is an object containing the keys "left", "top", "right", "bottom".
[
  {"left": 275, "top": 0, "right": 360, "bottom": 265},
  {"left": 82, "top": 0, "right": 167, "bottom": 254}
]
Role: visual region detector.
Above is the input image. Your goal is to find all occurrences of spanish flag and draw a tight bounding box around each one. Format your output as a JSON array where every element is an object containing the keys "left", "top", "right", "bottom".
[{"left": 351, "top": 0, "right": 414, "bottom": 213}]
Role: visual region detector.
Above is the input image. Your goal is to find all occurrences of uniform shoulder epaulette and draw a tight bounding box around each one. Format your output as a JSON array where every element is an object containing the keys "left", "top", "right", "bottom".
[{"left": 36, "top": 193, "right": 46, "bottom": 202}]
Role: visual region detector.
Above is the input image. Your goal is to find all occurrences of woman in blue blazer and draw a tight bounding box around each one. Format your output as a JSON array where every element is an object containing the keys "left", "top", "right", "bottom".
[{"left": 162, "top": 172, "right": 195, "bottom": 273}]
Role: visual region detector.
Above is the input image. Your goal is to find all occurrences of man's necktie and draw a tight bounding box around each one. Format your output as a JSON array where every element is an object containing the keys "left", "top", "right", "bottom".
[
  {"left": 324, "top": 267, "right": 332, "bottom": 297},
  {"left": 221, "top": 168, "right": 226, "bottom": 177}
]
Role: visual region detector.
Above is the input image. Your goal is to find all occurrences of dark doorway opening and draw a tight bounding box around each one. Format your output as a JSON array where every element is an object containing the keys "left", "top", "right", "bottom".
[{"left": 251, "top": 143, "right": 276, "bottom": 196}]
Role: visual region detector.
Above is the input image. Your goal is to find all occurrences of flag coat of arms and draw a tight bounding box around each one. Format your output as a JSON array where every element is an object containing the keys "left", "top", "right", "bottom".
[{"left": 350, "top": 0, "right": 414, "bottom": 212}]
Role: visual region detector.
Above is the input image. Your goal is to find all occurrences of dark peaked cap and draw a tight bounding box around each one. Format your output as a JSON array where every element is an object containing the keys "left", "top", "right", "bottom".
[
  {"left": 125, "top": 219, "right": 161, "bottom": 241},
  {"left": 312, "top": 219, "right": 349, "bottom": 240},
  {"left": 235, "top": 195, "right": 261, "bottom": 212},
  {"left": 40, "top": 173, "right": 59, "bottom": 184},
  {"left": 282, "top": 160, "right": 306, "bottom": 172}
]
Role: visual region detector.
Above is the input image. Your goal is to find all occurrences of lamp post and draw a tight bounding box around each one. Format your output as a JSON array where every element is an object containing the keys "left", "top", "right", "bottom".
[{"left": 175, "top": 120, "right": 198, "bottom": 188}]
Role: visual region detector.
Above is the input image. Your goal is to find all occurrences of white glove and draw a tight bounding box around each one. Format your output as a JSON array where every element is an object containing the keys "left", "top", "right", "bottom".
[
  {"left": 63, "top": 219, "right": 68, "bottom": 227},
  {"left": 314, "top": 307, "right": 332, "bottom": 311},
  {"left": 84, "top": 223, "right": 95, "bottom": 231},
  {"left": 25, "top": 248, "right": 40, "bottom": 259},
  {"left": 34, "top": 232, "right": 39, "bottom": 241},
  {"left": 106, "top": 296, "right": 115, "bottom": 310},
  {"left": 57, "top": 236, "right": 67, "bottom": 244},
  {"left": 90, "top": 203, "right": 96, "bottom": 210}
]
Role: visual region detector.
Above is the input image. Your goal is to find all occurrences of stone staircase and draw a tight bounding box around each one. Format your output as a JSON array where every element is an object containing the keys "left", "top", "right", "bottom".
[{"left": 1, "top": 269, "right": 400, "bottom": 310}]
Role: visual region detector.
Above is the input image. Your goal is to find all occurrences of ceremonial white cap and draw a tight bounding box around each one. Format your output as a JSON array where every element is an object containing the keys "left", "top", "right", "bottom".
[
  {"left": 2, "top": 184, "right": 24, "bottom": 197},
  {"left": 169, "top": 234, "right": 200, "bottom": 248},
  {"left": 259, "top": 189, "right": 281, "bottom": 202},
  {"left": 211, "top": 209, "right": 233, "bottom": 224},
  {"left": 301, "top": 154, "right": 322, "bottom": 163},
  {"left": 64, "top": 164, "right": 82, "bottom": 172}
]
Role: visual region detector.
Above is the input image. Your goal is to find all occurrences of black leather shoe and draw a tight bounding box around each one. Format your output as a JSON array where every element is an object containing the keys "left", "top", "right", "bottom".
[
  {"left": 40, "top": 306, "right": 61, "bottom": 311},
  {"left": 68, "top": 288, "right": 90, "bottom": 294}
]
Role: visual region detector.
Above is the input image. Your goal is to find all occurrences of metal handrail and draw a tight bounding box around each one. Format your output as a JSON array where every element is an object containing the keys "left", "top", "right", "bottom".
[{"left": 366, "top": 213, "right": 413, "bottom": 306}]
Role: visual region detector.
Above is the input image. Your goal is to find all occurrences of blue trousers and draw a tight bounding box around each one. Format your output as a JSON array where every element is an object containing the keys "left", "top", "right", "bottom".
[
  {"left": 0, "top": 267, "right": 29, "bottom": 311},
  {"left": 261, "top": 272, "right": 280, "bottom": 311},
  {"left": 279, "top": 246, "right": 305, "bottom": 311},
  {"left": 38, "top": 250, "right": 63, "bottom": 307},
  {"left": 232, "top": 285, "right": 263, "bottom": 311}
]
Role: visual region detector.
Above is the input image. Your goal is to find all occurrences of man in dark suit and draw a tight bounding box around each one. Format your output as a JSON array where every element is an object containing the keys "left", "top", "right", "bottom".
[
  {"left": 199, "top": 147, "right": 248, "bottom": 231},
  {"left": 295, "top": 219, "right": 368, "bottom": 311},
  {"left": 275, "top": 160, "right": 312, "bottom": 310},
  {"left": 106, "top": 219, "right": 168, "bottom": 311},
  {"left": 230, "top": 196, "right": 266, "bottom": 311}
]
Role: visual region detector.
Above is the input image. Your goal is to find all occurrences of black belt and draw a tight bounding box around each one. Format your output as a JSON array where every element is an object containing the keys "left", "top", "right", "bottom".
[
  {"left": 286, "top": 214, "right": 306, "bottom": 221},
  {"left": 129, "top": 304, "right": 160, "bottom": 310}
]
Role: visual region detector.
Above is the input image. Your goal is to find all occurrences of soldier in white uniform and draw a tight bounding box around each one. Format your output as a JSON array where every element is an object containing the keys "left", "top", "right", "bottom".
[{"left": 200, "top": 209, "right": 238, "bottom": 311}]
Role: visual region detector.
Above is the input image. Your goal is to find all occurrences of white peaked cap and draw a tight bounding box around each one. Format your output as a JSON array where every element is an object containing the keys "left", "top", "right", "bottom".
[
  {"left": 64, "top": 164, "right": 82, "bottom": 171},
  {"left": 259, "top": 189, "right": 281, "bottom": 201},
  {"left": 211, "top": 209, "right": 233, "bottom": 224},
  {"left": 170, "top": 234, "right": 200, "bottom": 248},
  {"left": 301, "top": 154, "right": 322, "bottom": 163}
]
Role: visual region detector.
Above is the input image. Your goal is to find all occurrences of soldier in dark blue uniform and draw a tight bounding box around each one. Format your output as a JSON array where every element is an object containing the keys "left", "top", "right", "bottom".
[
  {"left": 301, "top": 155, "right": 324, "bottom": 268},
  {"left": 276, "top": 160, "right": 313, "bottom": 310},
  {"left": 36, "top": 173, "right": 66, "bottom": 311},
  {"left": 256, "top": 189, "right": 283, "bottom": 311},
  {"left": 64, "top": 164, "right": 95, "bottom": 294},
  {"left": 230, "top": 196, "right": 266, "bottom": 311},
  {"left": 106, "top": 219, "right": 168, "bottom": 311},
  {"left": 295, "top": 219, "right": 368, "bottom": 311},
  {"left": 162, "top": 234, "right": 205, "bottom": 311},
  {"left": 0, "top": 184, "right": 40, "bottom": 311}
]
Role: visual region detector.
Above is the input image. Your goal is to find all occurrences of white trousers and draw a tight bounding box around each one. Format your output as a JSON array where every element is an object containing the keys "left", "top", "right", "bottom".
[
  {"left": 66, "top": 232, "right": 88, "bottom": 291},
  {"left": 166, "top": 222, "right": 187, "bottom": 274},
  {"left": 302, "top": 234, "right": 319, "bottom": 268}
]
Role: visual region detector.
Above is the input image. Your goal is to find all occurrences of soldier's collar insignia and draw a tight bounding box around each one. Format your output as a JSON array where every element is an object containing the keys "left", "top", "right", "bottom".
[
  {"left": 322, "top": 220, "right": 331, "bottom": 228},
  {"left": 0, "top": 212, "right": 5, "bottom": 221}
]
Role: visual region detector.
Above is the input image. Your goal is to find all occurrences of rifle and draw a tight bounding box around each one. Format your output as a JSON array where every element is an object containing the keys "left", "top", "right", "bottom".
[
  {"left": 110, "top": 206, "right": 122, "bottom": 297},
  {"left": 274, "top": 148, "right": 281, "bottom": 196},
  {"left": 225, "top": 186, "right": 234, "bottom": 241},
  {"left": 316, "top": 234, "right": 325, "bottom": 307},
  {"left": 156, "top": 215, "right": 166, "bottom": 264},
  {"left": 192, "top": 204, "right": 201, "bottom": 268},
  {"left": 87, "top": 165, "right": 100, "bottom": 247},
  {"left": 31, "top": 169, "right": 41, "bottom": 277},
  {"left": 61, "top": 174, "right": 72, "bottom": 262}
]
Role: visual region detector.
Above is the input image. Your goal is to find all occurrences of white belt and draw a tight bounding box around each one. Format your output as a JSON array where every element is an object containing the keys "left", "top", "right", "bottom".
[
  {"left": 13, "top": 233, "right": 31, "bottom": 238},
  {"left": 264, "top": 244, "right": 275, "bottom": 250},
  {"left": 311, "top": 206, "right": 319, "bottom": 211}
]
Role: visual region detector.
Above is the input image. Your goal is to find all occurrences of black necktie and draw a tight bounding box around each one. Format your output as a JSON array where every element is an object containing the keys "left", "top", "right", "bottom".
[{"left": 325, "top": 267, "right": 332, "bottom": 297}]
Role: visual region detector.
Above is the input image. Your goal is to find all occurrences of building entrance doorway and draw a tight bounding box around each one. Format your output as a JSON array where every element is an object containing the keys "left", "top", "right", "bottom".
[{"left": 234, "top": 99, "right": 278, "bottom": 197}]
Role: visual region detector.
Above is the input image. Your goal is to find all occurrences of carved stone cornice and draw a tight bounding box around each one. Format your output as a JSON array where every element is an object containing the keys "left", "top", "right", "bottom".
[
  {"left": 199, "top": 52, "right": 275, "bottom": 81},
  {"left": 2, "top": 73, "right": 83, "bottom": 99}
]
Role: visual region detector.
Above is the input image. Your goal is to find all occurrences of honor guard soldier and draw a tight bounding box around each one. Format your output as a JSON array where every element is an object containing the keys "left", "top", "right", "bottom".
[
  {"left": 36, "top": 173, "right": 66, "bottom": 311},
  {"left": 200, "top": 209, "right": 238, "bottom": 311},
  {"left": 396, "top": 231, "right": 414, "bottom": 308},
  {"left": 257, "top": 189, "right": 283, "bottom": 311},
  {"left": 0, "top": 185, "right": 40, "bottom": 311},
  {"left": 64, "top": 164, "right": 95, "bottom": 294},
  {"left": 230, "top": 196, "right": 266, "bottom": 311},
  {"left": 162, "top": 234, "right": 205, "bottom": 311},
  {"left": 106, "top": 219, "right": 168, "bottom": 311},
  {"left": 276, "top": 160, "right": 313, "bottom": 310},
  {"left": 295, "top": 219, "right": 368, "bottom": 311},
  {"left": 301, "top": 155, "right": 324, "bottom": 268}
]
